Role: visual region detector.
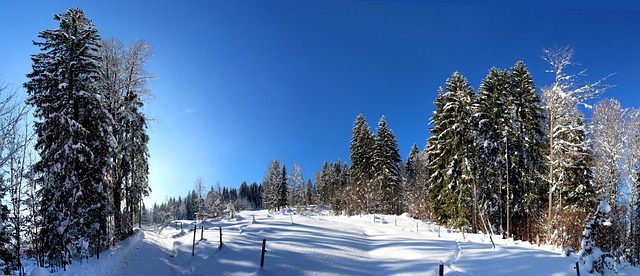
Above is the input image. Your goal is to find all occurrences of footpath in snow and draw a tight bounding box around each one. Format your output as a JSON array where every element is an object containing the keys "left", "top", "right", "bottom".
[{"left": 30, "top": 210, "right": 640, "bottom": 275}]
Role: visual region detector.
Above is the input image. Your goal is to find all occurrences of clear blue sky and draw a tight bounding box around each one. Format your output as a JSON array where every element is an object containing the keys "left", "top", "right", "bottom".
[{"left": 1, "top": 1, "right": 639, "bottom": 206}]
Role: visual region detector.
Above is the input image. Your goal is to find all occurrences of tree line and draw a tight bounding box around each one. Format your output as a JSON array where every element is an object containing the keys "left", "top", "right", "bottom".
[
  {"left": 315, "top": 46, "right": 640, "bottom": 267},
  {"left": 0, "top": 8, "right": 152, "bottom": 273}
]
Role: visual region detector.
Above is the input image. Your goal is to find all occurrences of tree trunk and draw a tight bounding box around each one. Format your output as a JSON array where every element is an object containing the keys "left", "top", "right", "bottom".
[{"left": 506, "top": 138, "right": 510, "bottom": 239}]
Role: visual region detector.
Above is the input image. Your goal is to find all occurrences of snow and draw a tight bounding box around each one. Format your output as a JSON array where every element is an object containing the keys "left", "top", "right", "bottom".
[
  {"left": 597, "top": 199, "right": 611, "bottom": 214},
  {"left": 27, "top": 210, "right": 640, "bottom": 275}
]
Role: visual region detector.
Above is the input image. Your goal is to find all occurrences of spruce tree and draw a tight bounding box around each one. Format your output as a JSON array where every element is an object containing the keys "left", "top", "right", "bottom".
[
  {"left": 277, "top": 165, "right": 289, "bottom": 210},
  {"left": 426, "top": 72, "right": 474, "bottom": 229},
  {"left": 373, "top": 116, "right": 402, "bottom": 215},
  {"left": 403, "top": 143, "right": 421, "bottom": 215},
  {"left": 347, "top": 114, "right": 375, "bottom": 213},
  {"left": 507, "top": 61, "right": 546, "bottom": 241},
  {"left": 475, "top": 67, "right": 511, "bottom": 236},
  {"left": 262, "top": 160, "right": 282, "bottom": 211},
  {"left": 24, "top": 8, "right": 113, "bottom": 269}
]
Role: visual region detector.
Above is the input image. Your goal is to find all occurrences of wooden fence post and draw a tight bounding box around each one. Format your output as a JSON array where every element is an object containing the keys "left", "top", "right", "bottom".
[
  {"left": 575, "top": 261, "right": 580, "bottom": 276},
  {"left": 439, "top": 262, "right": 444, "bottom": 276},
  {"left": 260, "top": 239, "right": 267, "bottom": 268},
  {"left": 200, "top": 225, "right": 204, "bottom": 241},
  {"left": 192, "top": 224, "right": 197, "bottom": 256},
  {"left": 219, "top": 226, "right": 223, "bottom": 250}
]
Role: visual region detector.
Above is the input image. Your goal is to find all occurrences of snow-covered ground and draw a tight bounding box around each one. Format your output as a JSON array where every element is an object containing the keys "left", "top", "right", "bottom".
[{"left": 28, "top": 210, "right": 640, "bottom": 275}]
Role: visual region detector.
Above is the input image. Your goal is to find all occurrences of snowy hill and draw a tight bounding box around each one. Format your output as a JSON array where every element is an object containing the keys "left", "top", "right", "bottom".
[{"left": 30, "top": 210, "right": 640, "bottom": 275}]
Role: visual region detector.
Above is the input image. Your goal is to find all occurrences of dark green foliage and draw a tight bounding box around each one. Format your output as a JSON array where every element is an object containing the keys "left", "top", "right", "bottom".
[
  {"left": 277, "top": 165, "right": 289, "bottom": 210},
  {"left": 316, "top": 160, "right": 349, "bottom": 213},
  {"left": 426, "top": 72, "right": 474, "bottom": 229},
  {"left": 24, "top": 8, "right": 112, "bottom": 269},
  {"left": 373, "top": 116, "right": 402, "bottom": 215},
  {"left": 347, "top": 114, "right": 375, "bottom": 214}
]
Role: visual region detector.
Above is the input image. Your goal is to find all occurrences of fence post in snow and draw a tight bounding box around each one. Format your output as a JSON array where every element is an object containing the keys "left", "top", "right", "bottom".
[
  {"left": 192, "top": 224, "right": 197, "bottom": 256},
  {"left": 439, "top": 262, "right": 444, "bottom": 276},
  {"left": 200, "top": 225, "right": 204, "bottom": 241},
  {"left": 416, "top": 222, "right": 419, "bottom": 232},
  {"left": 219, "top": 226, "right": 223, "bottom": 250},
  {"left": 574, "top": 261, "right": 580, "bottom": 276},
  {"left": 260, "top": 239, "right": 267, "bottom": 268}
]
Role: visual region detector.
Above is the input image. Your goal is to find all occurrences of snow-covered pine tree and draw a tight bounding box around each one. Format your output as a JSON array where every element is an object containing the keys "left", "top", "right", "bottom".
[
  {"left": 373, "top": 116, "right": 402, "bottom": 215},
  {"left": 261, "top": 160, "right": 282, "bottom": 211},
  {"left": 403, "top": 143, "right": 422, "bottom": 217},
  {"left": 426, "top": 72, "right": 475, "bottom": 230},
  {"left": 316, "top": 160, "right": 348, "bottom": 213},
  {"left": 507, "top": 61, "right": 547, "bottom": 242},
  {"left": 306, "top": 179, "right": 315, "bottom": 206},
  {"left": 204, "top": 185, "right": 225, "bottom": 218},
  {"left": 347, "top": 114, "right": 375, "bottom": 214},
  {"left": 577, "top": 199, "right": 615, "bottom": 274},
  {"left": 277, "top": 165, "right": 289, "bottom": 211},
  {"left": 475, "top": 67, "right": 511, "bottom": 236},
  {"left": 24, "top": 8, "right": 113, "bottom": 270}
]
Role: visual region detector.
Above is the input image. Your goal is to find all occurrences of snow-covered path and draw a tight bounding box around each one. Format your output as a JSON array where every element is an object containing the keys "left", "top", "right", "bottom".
[{"left": 36, "top": 210, "right": 640, "bottom": 276}]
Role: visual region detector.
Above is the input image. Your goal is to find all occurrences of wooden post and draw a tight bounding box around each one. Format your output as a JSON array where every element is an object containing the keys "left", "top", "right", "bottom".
[
  {"left": 260, "top": 239, "right": 267, "bottom": 268},
  {"left": 439, "top": 262, "right": 444, "bottom": 276},
  {"left": 96, "top": 234, "right": 100, "bottom": 260},
  {"left": 219, "top": 226, "right": 223, "bottom": 250},
  {"left": 200, "top": 225, "right": 204, "bottom": 241},
  {"left": 575, "top": 261, "right": 580, "bottom": 276},
  {"left": 192, "top": 224, "right": 197, "bottom": 256},
  {"left": 416, "top": 222, "right": 418, "bottom": 232}
]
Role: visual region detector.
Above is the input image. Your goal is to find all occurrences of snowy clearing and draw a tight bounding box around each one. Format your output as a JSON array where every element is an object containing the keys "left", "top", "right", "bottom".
[{"left": 30, "top": 210, "right": 640, "bottom": 275}]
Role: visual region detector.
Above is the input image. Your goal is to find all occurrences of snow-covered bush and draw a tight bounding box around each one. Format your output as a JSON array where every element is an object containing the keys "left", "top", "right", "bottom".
[{"left": 577, "top": 199, "right": 616, "bottom": 274}]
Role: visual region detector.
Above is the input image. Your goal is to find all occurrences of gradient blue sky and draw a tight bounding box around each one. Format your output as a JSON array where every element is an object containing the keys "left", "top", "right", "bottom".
[{"left": 1, "top": 1, "right": 639, "bottom": 206}]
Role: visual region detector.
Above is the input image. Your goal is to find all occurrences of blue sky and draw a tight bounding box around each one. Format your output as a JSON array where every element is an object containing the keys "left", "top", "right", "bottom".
[{"left": 1, "top": 1, "right": 639, "bottom": 206}]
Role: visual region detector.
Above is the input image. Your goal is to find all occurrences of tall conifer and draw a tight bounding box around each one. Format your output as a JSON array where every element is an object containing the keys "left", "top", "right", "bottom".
[{"left": 24, "top": 8, "right": 113, "bottom": 269}]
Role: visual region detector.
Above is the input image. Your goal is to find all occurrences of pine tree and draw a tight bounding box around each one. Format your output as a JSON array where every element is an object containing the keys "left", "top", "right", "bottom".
[
  {"left": 475, "top": 67, "right": 511, "bottom": 236},
  {"left": 24, "top": 8, "right": 113, "bottom": 269},
  {"left": 262, "top": 160, "right": 282, "bottom": 211},
  {"left": 426, "top": 72, "right": 475, "bottom": 230},
  {"left": 347, "top": 114, "right": 375, "bottom": 214},
  {"left": 373, "top": 116, "right": 402, "bottom": 215},
  {"left": 403, "top": 143, "right": 421, "bottom": 216},
  {"left": 577, "top": 200, "right": 615, "bottom": 274},
  {"left": 507, "top": 61, "right": 546, "bottom": 241},
  {"left": 306, "top": 179, "right": 314, "bottom": 206},
  {"left": 277, "top": 165, "right": 289, "bottom": 210}
]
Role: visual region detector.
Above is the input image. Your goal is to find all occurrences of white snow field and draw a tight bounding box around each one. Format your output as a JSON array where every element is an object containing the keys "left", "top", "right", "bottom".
[{"left": 30, "top": 210, "right": 640, "bottom": 275}]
